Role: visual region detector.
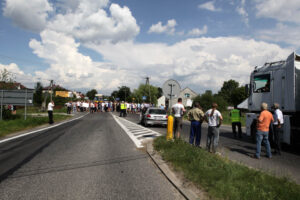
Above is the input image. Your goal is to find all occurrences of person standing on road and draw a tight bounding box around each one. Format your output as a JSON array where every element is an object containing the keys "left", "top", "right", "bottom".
[
  {"left": 172, "top": 98, "right": 186, "bottom": 139},
  {"left": 47, "top": 100, "right": 55, "bottom": 124},
  {"left": 120, "top": 101, "right": 126, "bottom": 117},
  {"left": 187, "top": 102, "right": 204, "bottom": 147},
  {"left": 230, "top": 106, "right": 242, "bottom": 138},
  {"left": 205, "top": 103, "right": 223, "bottom": 154},
  {"left": 272, "top": 103, "right": 284, "bottom": 155},
  {"left": 254, "top": 102, "right": 273, "bottom": 159}
]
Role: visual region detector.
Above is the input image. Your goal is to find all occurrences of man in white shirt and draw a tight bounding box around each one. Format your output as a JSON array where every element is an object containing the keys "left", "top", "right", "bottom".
[
  {"left": 47, "top": 101, "right": 55, "bottom": 124},
  {"left": 205, "top": 103, "right": 223, "bottom": 153},
  {"left": 272, "top": 103, "right": 284, "bottom": 155},
  {"left": 172, "top": 98, "right": 186, "bottom": 139}
]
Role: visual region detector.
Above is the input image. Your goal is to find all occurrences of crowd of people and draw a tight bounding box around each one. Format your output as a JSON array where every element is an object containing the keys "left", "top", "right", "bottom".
[
  {"left": 173, "top": 97, "right": 283, "bottom": 158},
  {"left": 47, "top": 97, "right": 284, "bottom": 159}
]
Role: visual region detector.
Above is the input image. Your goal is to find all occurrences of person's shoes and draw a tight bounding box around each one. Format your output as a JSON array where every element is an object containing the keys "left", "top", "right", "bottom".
[
  {"left": 266, "top": 156, "right": 272, "bottom": 159},
  {"left": 252, "top": 155, "right": 260, "bottom": 159}
]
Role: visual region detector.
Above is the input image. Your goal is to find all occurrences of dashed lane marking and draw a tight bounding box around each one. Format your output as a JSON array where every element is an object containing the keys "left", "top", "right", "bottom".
[{"left": 111, "top": 114, "right": 161, "bottom": 148}]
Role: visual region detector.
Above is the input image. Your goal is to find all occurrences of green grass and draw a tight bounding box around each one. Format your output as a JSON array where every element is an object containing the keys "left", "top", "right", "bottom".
[
  {"left": 15, "top": 106, "right": 67, "bottom": 114},
  {"left": 0, "top": 115, "right": 71, "bottom": 138},
  {"left": 154, "top": 136, "right": 300, "bottom": 200}
]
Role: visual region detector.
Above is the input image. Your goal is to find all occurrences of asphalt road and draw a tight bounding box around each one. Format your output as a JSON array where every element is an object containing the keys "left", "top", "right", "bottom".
[
  {"left": 122, "top": 112, "right": 300, "bottom": 184},
  {"left": 0, "top": 113, "right": 184, "bottom": 200}
]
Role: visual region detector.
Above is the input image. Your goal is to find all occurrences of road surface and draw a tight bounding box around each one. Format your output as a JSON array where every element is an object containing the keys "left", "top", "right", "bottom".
[{"left": 0, "top": 113, "right": 184, "bottom": 200}]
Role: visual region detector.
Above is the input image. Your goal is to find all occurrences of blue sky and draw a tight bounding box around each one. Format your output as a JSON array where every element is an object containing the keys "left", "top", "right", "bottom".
[{"left": 0, "top": 0, "right": 299, "bottom": 94}]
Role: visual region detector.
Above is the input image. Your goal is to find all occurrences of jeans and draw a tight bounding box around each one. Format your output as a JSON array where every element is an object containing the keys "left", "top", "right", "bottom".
[
  {"left": 189, "top": 121, "right": 202, "bottom": 146},
  {"left": 206, "top": 126, "right": 219, "bottom": 153},
  {"left": 256, "top": 130, "right": 272, "bottom": 158},
  {"left": 273, "top": 125, "right": 283, "bottom": 154},
  {"left": 48, "top": 111, "right": 54, "bottom": 124}
]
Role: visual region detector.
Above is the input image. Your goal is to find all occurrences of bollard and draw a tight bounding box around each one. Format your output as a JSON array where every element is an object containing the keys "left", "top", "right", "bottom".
[{"left": 166, "top": 115, "right": 174, "bottom": 140}]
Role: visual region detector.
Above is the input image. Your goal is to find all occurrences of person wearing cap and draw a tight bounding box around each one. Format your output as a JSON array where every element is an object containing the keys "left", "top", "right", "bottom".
[
  {"left": 272, "top": 103, "right": 284, "bottom": 155},
  {"left": 254, "top": 102, "right": 273, "bottom": 159},
  {"left": 187, "top": 102, "right": 204, "bottom": 147}
]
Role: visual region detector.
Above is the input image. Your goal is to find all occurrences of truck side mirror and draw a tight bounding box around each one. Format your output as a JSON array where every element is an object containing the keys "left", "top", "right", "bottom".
[{"left": 245, "top": 84, "right": 249, "bottom": 95}]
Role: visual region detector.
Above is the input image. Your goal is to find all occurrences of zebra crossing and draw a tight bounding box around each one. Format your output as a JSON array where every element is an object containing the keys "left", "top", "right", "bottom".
[{"left": 112, "top": 114, "right": 161, "bottom": 148}]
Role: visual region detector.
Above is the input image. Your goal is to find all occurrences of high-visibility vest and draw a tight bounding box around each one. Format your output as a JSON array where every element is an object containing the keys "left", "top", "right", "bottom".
[
  {"left": 121, "top": 103, "right": 126, "bottom": 110},
  {"left": 231, "top": 109, "right": 241, "bottom": 122}
]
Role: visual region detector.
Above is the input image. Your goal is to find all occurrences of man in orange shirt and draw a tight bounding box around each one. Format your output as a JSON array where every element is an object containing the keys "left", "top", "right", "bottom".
[{"left": 254, "top": 102, "right": 274, "bottom": 159}]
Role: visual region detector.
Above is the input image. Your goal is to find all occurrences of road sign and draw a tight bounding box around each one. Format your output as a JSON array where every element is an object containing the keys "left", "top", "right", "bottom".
[
  {"left": 162, "top": 79, "right": 181, "bottom": 109},
  {"left": 116, "top": 97, "right": 120, "bottom": 101},
  {"left": 142, "top": 96, "right": 147, "bottom": 100},
  {"left": 0, "top": 89, "right": 34, "bottom": 106},
  {"left": 0, "top": 89, "right": 34, "bottom": 120}
]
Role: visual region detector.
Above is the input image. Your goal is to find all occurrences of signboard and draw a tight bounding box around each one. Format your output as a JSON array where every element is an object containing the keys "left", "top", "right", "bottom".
[
  {"left": 186, "top": 99, "right": 193, "bottom": 107},
  {"left": 0, "top": 89, "right": 34, "bottom": 106},
  {"left": 115, "top": 97, "right": 120, "bottom": 101},
  {"left": 142, "top": 96, "right": 147, "bottom": 100}
]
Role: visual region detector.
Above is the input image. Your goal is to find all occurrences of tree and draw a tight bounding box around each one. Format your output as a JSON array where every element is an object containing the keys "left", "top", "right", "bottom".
[
  {"left": 132, "top": 84, "right": 159, "bottom": 104},
  {"left": 218, "top": 79, "right": 239, "bottom": 105},
  {"left": 0, "top": 68, "right": 15, "bottom": 82},
  {"left": 231, "top": 86, "right": 248, "bottom": 107},
  {"left": 193, "top": 90, "right": 228, "bottom": 112},
  {"left": 117, "top": 86, "right": 131, "bottom": 102},
  {"left": 86, "top": 89, "right": 98, "bottom": 100},
  {"left": 33, "top": 82, "right": 43, "bottom": 106}
]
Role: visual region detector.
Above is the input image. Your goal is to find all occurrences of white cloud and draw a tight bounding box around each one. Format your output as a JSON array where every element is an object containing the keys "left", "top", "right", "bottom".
[
  {"left": 148, "top": 19, "right": 177, "bottom": 35},
  {"left": 0, "top": 63, "right": 34, "bottom": 87},
  {"left": 257, "top": 23, "right": 300, "bottom": 48},
  {"left": 255, "top": 0, "right": 300, "bottom": 24},
  {"left": 3, "top": 0, "right": 53, "bottom": 32},
  {"left": 198, "top": 1, "right": 221, "bottom": 12},
  {"left": 87, "top": 37, "right": 291, "bottom": 93},
  {"left": 236, "top": 0, "right": 249, "bottom": 26},
  {"left": 187, "top": 26, "right": 208, "bottom": 36},
  {"left": 47, "top": 3, "right": 140, "bottom": 44}
]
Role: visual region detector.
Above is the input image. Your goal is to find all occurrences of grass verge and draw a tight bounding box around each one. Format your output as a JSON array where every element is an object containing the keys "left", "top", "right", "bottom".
[
  {"left": 0, "top": 115, "right": 71, "bottom": 138},
  {"left": 153, "top": 136, "right": 300, "bottom": 200}
]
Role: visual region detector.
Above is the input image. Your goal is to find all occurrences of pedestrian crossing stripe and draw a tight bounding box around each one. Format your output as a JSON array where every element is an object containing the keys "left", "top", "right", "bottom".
[{"left": 111, "top": 114, "right": 161, "bottom": 148}]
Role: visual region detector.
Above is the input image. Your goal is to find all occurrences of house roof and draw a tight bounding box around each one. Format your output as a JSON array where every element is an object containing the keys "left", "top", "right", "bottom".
[{"left": 0, "top": 81, "right": 28, "bottom": 90}]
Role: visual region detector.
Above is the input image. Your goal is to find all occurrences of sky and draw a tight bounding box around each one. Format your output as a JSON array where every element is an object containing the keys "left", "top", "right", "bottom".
[{"left": 0, "top": 0, "right": 299, "bottom": 95}]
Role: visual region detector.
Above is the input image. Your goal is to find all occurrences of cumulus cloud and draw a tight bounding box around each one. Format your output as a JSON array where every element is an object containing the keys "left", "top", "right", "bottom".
[
  {"left": 148, "top": 19, "right": 177, "bottom": 35},
  {"left": 3, "top": 0, "right": 53, "bottom": 32},
  {"left": 0, "top": 63, "right": 34, "bottom": 87},
  {"left": 87, "top": 37, "right": 291, "bottom": 93},
  {"left": 198, "top": 1, "right": 221, "bottom": 12},
  {"left": 47, "top": 3, "right": 140, "bottom": 44},
  {"left": 255, "top": 0, "right": 300, "bottom": 24},
  {"left": 187, "top": 26, "right": 208, "bottom": 36}
]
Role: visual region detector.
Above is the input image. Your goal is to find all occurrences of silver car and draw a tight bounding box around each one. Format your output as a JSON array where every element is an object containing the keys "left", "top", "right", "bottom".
[{"left": 140, "top": 107, "right": 168, "bottom": 127}]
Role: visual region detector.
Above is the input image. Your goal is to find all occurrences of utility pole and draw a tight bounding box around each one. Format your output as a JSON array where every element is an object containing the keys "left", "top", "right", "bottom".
[
  {"left": 50, "top": 80, "right": 53, "bottom": 102},
  {"left": 145, "top": 77, "right": 151, "bottom": 104}
]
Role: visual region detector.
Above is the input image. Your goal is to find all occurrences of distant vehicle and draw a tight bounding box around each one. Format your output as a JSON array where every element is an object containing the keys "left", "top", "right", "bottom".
[
  {"left": 140, "top": 107, "right": 168, "bottom": 127},
  {"left": 245, "top": 52, "right": 300, "bottom": 146}
]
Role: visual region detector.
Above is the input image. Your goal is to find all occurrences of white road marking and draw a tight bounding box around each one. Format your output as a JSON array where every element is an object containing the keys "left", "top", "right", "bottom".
[
  {"left": 111, "top": 114, "right": 161, "bottom": 148},
  {"left": 0, "top": 113, "right": 89, "bottom": 144}
]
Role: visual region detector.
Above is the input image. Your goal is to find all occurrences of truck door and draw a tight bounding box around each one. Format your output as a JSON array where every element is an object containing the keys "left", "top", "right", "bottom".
[
  {"left": 273, "top": 69, "right": 285, "bottom": 109},
  {"left": 251, "top": 73, "right": 272, "bottom": 109}
]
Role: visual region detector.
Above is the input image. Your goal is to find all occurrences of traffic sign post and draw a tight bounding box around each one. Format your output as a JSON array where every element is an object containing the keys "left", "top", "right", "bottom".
[{"left": 162, "top": 79, "right": 181, "bottom": 111}]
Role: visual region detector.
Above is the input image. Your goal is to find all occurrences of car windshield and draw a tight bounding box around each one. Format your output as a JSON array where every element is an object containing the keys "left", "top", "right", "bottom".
[{"left": 148, "top": 109, "right": 166, "bottom": 114}]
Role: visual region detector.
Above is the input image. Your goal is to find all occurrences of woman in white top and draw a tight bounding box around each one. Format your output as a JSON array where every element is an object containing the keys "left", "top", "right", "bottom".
[{"left": 205, "top": 103, "right": 223, "bottom": 153}]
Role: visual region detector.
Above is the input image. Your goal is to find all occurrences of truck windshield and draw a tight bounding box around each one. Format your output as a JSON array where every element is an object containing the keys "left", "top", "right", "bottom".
[{"left": 253, "top": 74, "right": 270, "bottom": 93}]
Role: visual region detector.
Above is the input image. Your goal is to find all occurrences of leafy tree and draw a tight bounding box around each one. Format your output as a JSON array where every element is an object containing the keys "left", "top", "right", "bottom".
[
  {"left": 231, "top": 86, "right": 248, "bottom": 107},
  {"left": 86, "top": 89, "right": 98, "bottom": 100},
  {"left": 33, "top": 82, "right": 43, "bottom": 106},
  {"left": 132, "top": 84, "right": 159, "bottom": 104},
  {"left": 193, "top": 90, "right": 228, "bottom": 112},
  {"left": 218, "top": 79, "right": 239, "bottom": 105},
  {"left": 157, "top": 87, "right": 163, "bottom": 99},
  {"left": 118, "top": 86, "right": 131, "bottom": 102},
  {"left": 0, "top": 68, "right": 15, "bottom": 82}
]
